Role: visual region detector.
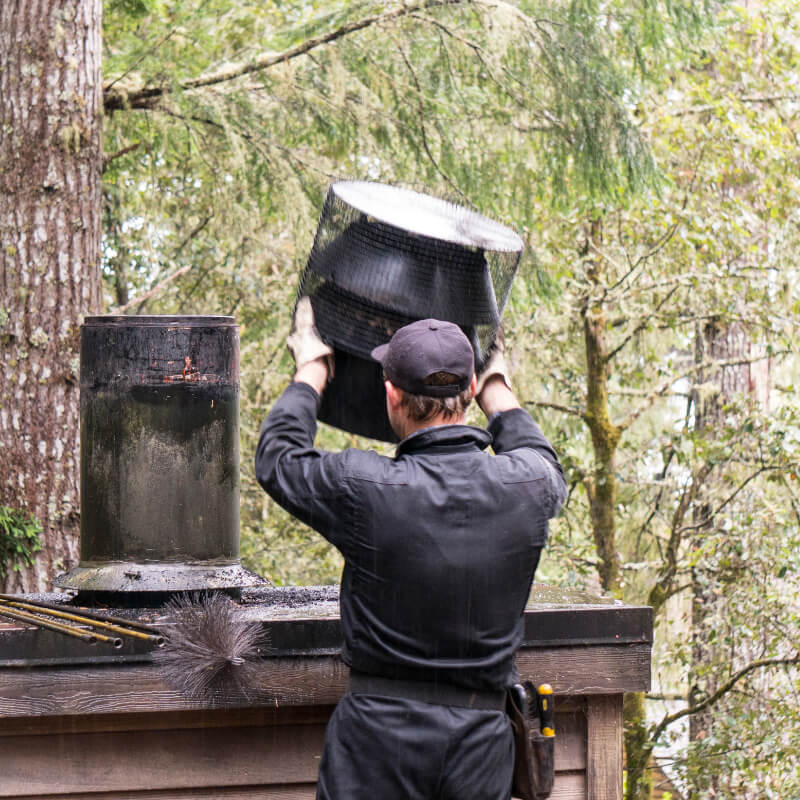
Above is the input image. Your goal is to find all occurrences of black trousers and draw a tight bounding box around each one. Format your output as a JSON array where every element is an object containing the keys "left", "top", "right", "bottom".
[{"left": 316, "top": 691, "right": 514, "bottom": 800}]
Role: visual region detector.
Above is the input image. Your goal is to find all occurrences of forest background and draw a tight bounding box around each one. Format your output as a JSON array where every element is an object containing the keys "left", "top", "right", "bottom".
[{"left": 1, "top": 0, "right": 799, "bottom": 798}]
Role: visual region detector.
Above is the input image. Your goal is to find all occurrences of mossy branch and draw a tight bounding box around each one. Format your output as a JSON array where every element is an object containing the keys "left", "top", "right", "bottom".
[
  {"left": 647, "top": 654, "right": 800, "bottom": 753},
  {"left": 104, "top": 0, "right": 470, "bottom": 112}
]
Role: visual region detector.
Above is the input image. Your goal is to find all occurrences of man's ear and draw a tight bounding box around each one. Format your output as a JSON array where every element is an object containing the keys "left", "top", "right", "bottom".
[
  {"left": 469, "top": 374, "right": 477, "bottom": 399},
  {"left": 385, "top": 380, "right": 402, "bottom": 411}
]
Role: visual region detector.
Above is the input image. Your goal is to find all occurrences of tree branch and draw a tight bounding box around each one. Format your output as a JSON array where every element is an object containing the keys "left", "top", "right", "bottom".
[
  {"left": 676, "top": 465, "right": 787, "bottom": 536},
  {"left": 617, "top": 351, "right": 788, "bottom": 432},
  {"left": 648, "top": 654, "right": 800, "bottom": 749},
  {"left": 527, "top": 400, "right": 585, "bottom": 418},
  {"left": 605, "top": 284, "right": 680, "bottom": 363},
  {"left": 104, "top": 0, "right": 469, "bottom": 112},
  {"left": 671, "top": 94, "right": 800, "bottom": 117},
  {"left": 388, "top": 29, "right": 466, "bottom": 199},
  {"left": 112, "top": 264, "right": 192, "bottom": 314},
  {"left": 110, "top": 216, "right": 212, "bottom": 314},
  {"left": 102, "top": 142, "right": 141, "bottom": 172}
]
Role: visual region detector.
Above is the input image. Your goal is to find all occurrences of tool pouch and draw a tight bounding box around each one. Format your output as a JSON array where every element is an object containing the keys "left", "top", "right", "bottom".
[{"left": 506, "top": 682, "right": 555, "bottom": 800}]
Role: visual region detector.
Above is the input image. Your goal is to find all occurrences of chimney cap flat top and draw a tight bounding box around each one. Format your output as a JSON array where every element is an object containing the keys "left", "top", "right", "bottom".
[
  {"left": 84, "top": 315, "right": 238, "bottom": 327},
  {"left": 331, "top": 181, "right": 524, "bottom": 253}
]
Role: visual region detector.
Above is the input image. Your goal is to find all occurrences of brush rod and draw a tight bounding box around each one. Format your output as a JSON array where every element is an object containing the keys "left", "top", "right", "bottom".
[
  {"left": 0, "top": 597, "right": 163, "bottom": 645},
  {"left": 0, "top": 604, "right": 120, "bottom": 646}
]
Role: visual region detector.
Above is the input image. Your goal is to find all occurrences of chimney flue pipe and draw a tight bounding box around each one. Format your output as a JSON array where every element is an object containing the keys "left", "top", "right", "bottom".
[{"left": 55, "top": 315, "right": 265, "bottom": 597}]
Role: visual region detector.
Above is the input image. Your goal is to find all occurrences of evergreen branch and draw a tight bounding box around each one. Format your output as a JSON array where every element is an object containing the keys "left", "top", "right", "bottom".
[
  {"left": 154, "top": 103, "right": 335, "bottom": 181},
  {"left": 648, "top": 654, "right": 800, "bottom": 750},
  {"left": 105, "top": 24, "right": 184, "bottom": 93},
  {"left": 410, "top": 6, "right": 563, "bottom": 132},
  {"left": 102, "top": 142, "right": 142, "bottom": 172},
  {"left": 104, "top": 0, "right": 469, "bottom": 112},
  {"left": 155, "top": 107, "right": 225, "bottom": 131},
  {"left": 388, "top": 30, "right": 467, "bottom": 199}
]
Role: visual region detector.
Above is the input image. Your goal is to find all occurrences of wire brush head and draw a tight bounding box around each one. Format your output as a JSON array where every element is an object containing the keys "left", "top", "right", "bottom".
[{"left": 153, "top": 592, "right": 263, "bottom": 705}]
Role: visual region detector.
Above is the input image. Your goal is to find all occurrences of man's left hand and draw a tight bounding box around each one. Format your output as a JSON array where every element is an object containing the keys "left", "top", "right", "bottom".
[
  {"left": 287, "top": 296, "right": 335, "bottom": 373},
  {"left": 287, "top": 296, "right": 334, "bottom": 394}
]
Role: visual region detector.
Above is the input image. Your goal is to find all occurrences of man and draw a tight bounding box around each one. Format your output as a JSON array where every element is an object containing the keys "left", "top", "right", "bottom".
[{"left": 255, "top": 298, "right": 566, "bottom": 800}]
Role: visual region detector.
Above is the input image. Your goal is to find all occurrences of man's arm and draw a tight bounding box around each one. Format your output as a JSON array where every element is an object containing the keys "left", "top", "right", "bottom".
[
  {"left": 476, "top": 374, "right": 519, "bottom": 416},
  {"left": 294, "top": 356, "right": 329, "bottom": 395},
  {"left": 254, "top": 300, "right": 349, "bottom": 546},
  {"left": 476, "top": 333, "right": 566, "bottom": 515},
  {"left": 255, "top": 377, "right": 350, "bottom": 545}
]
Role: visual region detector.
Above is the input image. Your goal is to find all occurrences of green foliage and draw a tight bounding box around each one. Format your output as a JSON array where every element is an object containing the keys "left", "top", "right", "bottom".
[{"left": 0, "top": 506, "right": 42, "bottom": 579}]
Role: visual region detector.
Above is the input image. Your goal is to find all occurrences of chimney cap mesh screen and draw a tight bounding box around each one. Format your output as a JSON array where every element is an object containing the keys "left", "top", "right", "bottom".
[{"left": 296, "top": 181, "right": 524, "bottom": 442}]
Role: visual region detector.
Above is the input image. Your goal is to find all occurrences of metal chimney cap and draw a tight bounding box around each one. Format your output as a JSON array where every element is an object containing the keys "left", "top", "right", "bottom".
[{"left": 331, "top": 181, "right": 524, "bottom": 253}]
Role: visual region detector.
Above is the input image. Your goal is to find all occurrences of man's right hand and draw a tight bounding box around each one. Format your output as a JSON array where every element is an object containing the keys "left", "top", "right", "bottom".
[{"left": 287, "top": 296, "right": 335, "bottom": 378}]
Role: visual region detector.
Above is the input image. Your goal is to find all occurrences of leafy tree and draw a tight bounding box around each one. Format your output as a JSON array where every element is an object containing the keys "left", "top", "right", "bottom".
[{"left": 518, "top": 4, "right": 800, "bottom": 795}]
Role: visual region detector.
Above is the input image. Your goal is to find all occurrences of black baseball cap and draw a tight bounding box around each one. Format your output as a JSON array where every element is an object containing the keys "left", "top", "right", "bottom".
[{"left": 370, "top": 319, "right": 475, "bottom": 397}]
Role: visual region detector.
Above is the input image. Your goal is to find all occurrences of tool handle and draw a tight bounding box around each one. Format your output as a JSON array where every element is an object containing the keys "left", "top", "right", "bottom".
[{"left": 537, "top": 683, "right": 555, "bottom": 737}]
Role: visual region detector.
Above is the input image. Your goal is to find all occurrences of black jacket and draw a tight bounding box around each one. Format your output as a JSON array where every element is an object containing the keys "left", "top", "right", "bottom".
[{"left": 255, "top": 381, "right": 566, "bottom": 691}]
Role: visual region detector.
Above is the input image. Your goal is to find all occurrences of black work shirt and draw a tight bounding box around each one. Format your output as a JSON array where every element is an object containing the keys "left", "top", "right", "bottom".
[{"left": 255, "top": 381, "right": 566, "bottom": 691}]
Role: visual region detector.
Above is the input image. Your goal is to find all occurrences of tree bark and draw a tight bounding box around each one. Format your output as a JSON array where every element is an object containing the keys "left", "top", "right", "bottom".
[
  {"left": 0, "top": 0, "right": 102, "bottom": 591},
  {"left": 580, "top": 220, "right": 654, "bottom": 799},
  {"left": 687, "top": 318, "right": 755, "bottom": 790},
  {"left": 581, "top": 219, "right": 622, "bottom": 595}
]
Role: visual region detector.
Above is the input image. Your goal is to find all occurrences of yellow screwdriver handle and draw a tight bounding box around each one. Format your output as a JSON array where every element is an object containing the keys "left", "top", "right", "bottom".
[{"left": 537, "top": 683, "right": 555, "bottom": 737}]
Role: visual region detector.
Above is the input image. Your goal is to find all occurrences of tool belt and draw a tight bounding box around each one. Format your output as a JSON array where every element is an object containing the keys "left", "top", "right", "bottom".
[
  {"left": 348, "top": 671, "right": 507, "bottom": 711},
  {"left": 506, "top": 682, "right": 556, "bottom": 800}
]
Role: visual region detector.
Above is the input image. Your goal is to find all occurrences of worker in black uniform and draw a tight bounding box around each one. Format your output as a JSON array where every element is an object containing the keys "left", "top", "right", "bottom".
[{"left": 255, "top": 298, "right": 566, "bottom": 800}]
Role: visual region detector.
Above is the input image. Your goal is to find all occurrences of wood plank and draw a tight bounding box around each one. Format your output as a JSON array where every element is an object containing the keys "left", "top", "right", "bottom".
[
  {"left": 516, "top": 644, "right": 651, "bottom": 694},
  {"left": 0, "top": 705, "right": 337, "bottom": 737},
  {"left": 5, "top": 780, "right": 585, "bottom": 800},
  {"left": 554, "top": 707, "right": 587, "bottom": 772},
  {"left": 0, "top": 645, "right": 649, "bottom": 720},
  {"left": 1, "top": 787, "right": 317, "bottom": 800},
  {"left": 0, "top": 657, "right": 350, "bottom": 718},
  {"left": 586, "top": 694, "right": 623, "bottom": 800},
  {"left": 0, "top": 708, "right": 590, "bottom": 798},
  {"left": 0, "top": 724, "right": 328, "bottom": 796},
  {"left": 514, "top": 772, "right": 586, "bottom": 800}
]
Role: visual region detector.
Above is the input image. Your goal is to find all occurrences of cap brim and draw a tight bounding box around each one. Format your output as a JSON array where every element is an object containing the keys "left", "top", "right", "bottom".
[{"left": 370, "top": 343, "right": 390, "bottom": 363}]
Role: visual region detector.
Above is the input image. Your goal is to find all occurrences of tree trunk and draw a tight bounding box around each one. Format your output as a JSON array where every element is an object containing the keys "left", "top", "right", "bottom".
[
  {"left": 0, "top": 0, "right": 102, "bottom": 591},
  {"left": 581, "top": 219, "right": 622, "bottom": 595},
  {"left": 623, "top": 691, "right": 653, "bottom": 800},
  {"left": 580, "top": 218, "right": 649, "bottom": 796},
  {"left": 688, "top": 318, "right": 761, "bottom": 792}
]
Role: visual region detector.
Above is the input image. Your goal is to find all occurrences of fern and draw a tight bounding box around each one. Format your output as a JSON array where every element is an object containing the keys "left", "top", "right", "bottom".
[{"left": 0, "top": 506, "right": 42, "bottom": 579}]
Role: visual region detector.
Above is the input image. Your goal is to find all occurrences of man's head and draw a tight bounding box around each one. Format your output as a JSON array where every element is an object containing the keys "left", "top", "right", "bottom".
[{"left": 371, "top": 319, "right": 476, "bottom": 438}]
